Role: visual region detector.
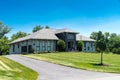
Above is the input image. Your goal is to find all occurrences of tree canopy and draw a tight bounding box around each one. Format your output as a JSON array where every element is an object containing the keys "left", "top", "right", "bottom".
[
  {"left": 32, "top": 25, "right": 43, "bottom": 32},
  {"left": 90, "top": 31, "right": 120, "bottom": 54},
  {"left": 32, "top": 25, "right": 50, "bottom": 32},
  {"left": 0, "top": 22, "right": 11, "bottom": 55},
  {"left": 45, "top": 25, "right": 50, "bottom": 29},
  {"left": 90, "top": 31, "right": 111, "bottom": 65},
  {"left": 11, "top": 31, "right": 28, "bottom": 41},
  {"left": 0, "top": 22, "right": 11, "bottom": 38},
  {"left": 0, "top": 37, "right": 9, "bottom": 55}
]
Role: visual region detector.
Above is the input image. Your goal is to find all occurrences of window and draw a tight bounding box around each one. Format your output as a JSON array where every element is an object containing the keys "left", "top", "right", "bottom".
[
  {"left": 42, "top": 41, "right": 45, "bottom": 51},
  {"left": 47, "top": 41, "right": 51, "bottom": 51},
  {"left": 42, "top": 46, "right": 45, "bottom": 51},
  {"left": 91, "top": 42, "right": 93, "bottom": 47},
  {"left": 84, "top": 42, "right": 86, "bottom": 47},
  {"left": 18, "top": 44, "right": 19, "bottom": 48},
  {"left": 88, "top": 46, "right": 89, "bottom": 50},
  {"left": 13, "top": 44, "right": 15, "bottom": 52},
  {"left": 36, "top": 46, "right": 40, "bottom": 51},
  {"left": 67, "top": 34, "right": 74, "bottom": 39}
]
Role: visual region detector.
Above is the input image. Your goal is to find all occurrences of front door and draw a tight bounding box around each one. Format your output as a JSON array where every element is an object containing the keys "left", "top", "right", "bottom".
[
  {"left": 28, "top": 45, "right": 32, "bottom": 53},
  {"left": 68, "top": 41, "right": 73, "bottom": 51},
  {"left": 21, "top": 46, "right": 27, "bottom": 53}
]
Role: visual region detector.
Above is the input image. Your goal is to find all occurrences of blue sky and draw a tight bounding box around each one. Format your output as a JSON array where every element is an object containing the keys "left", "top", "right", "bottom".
[{"left": 0, "top": 0, "right": 120, "bottom": 38}]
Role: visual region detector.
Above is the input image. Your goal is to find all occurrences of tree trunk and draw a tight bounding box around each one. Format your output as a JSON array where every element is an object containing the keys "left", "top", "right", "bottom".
[{"left": 100, "top": 52, "right": 103, "bottom": 65}]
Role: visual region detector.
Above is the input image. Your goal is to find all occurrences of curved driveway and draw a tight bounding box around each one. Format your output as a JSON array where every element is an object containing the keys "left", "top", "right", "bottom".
[{"left": 5, "top": 55, "right": 120, "bottom": 80}]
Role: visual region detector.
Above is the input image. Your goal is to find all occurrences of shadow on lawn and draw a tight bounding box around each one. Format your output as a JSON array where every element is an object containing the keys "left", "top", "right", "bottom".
[{"left": 90, "top": 63, "right": 109, "bottom": 66}]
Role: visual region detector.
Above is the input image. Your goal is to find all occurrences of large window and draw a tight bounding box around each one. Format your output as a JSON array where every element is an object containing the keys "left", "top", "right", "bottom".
[
  {"left": 88, "top": 46, "right": 89, "bottom": 51},
  {"left": 13, "top": 44, "right": 15, "bottom": 52},
  {"left": 84, "top": 42, "right": 86, "bottom": 47},
  {"left": 42, "top": 41, "right": 45, "bottom": 51},
  {"left": 67, "top": 34, "right": 74, "bottom": 39},
  {"left": 36, "top": 46, "right": 40, "bottom": 51},
  {"left": 47, "top": 41, "right": 51, "bottom": 51},
  {"left": 18, "top": 44, "right": 19, "bottom": 48}
]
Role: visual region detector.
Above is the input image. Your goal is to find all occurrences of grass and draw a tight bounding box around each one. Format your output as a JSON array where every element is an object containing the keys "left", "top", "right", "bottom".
[
  {"left": 23, "top": 52, "right": 120, "bottom": 73},
  {"left": 0, "top": 56, "right": 38, "bottom": 80}
]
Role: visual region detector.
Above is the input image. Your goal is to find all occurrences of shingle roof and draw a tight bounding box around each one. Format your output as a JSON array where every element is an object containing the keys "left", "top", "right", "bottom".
[
  {"left": 55, "top": 28, "right": 79, "bottom": 34},
  {"left": 10, "top": 29, "right": 59, "bottom": 44},
  {"left": 76, "top": 35, "right": 95, "bottom": 42},
  {"left": 10, "top": 28, "right": 95, "bottom": 44}
]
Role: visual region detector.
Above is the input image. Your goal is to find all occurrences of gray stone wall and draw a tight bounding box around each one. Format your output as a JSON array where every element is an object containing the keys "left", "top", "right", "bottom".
[{"left": 10, "top": 39, "right": 57, "bottom": 54}]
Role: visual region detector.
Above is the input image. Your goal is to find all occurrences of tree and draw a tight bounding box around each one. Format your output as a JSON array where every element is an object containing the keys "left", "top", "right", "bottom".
[
  {"left": 90, "top": 31, "right": 106, "bottom": 65},
  {"left": 97, "top": 38, "right": 106, "bottom": 65},
  {"left": 0, "top": 22, "right": 11, "bottom": 38},
  {"left": 110, "top": 33, "right": 117, "bottom": 38},
  {"left": 108, "top": 33, "right": 120, "bottom": 52},
  {"left": 57, "top": 40, "right": 66, "bottom": 51},
  {"left": 77, "top": 40, "right": 83, "bottom": 51},
  {"left": 90, "top": 32, "right": 98, "bottom": 40},
  {"left": 32, "top": 25, "right": 43, "bottom": 32},
  {"left": 104, "top": 32, "right": 110, "bottom": 52},
  {"left": 0, "top": 37, "right": 9, "bottom": 55},
  {"left": 0, "top": 22, "right": 11, "bottom": 55},
  {"left": 45, "top": 25, "right": 50, "bottom": 29},
  {"left": 11, "top": 31, "right": 28, "bottom": 41}
]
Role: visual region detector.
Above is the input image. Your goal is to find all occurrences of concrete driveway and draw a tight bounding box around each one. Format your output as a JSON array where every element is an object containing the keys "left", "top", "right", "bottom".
[{"left": 5, "top": 55, "right": 120, "bottom": 80}]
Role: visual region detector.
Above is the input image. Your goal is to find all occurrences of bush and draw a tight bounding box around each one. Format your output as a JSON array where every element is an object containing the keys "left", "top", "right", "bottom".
[
  {"left": 116, "top": 47, "right": 120, "bottom": 54},
  {"left": 21, "top": 53, "right": 28, "bottom": 55},
  {"left": 112, "top": 47, "right": 120, "bottom": 54},
  {"left": 57, "top": 40, "right": 66, "bottom": 52},
  {"left": 77, "top": 40, "right": 83, "bottom": 51},
  {"left": 31, "top": 48, "right": 34, "bottom": 53},
  {"left": 112, "top": 48, "right": 117, "bottom": 53}
]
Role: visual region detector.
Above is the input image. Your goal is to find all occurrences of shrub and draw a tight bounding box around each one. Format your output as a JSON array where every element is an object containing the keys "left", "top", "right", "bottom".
[
  {"left": 77, "top": 40, "right": 83, "bottom": 51},
  {"left": 31, "top": 48, "right": 34, "bottom": 53},
  {"left": 112, "top": 47, "right": 120, "bottom": 54},
  {"left": 116, "top": 47, "right": 120, "bottom": 54},
  {"left": 112, "top": 48, "right": 117, "bottom": 53},
  {"left": 21, "top": 53, "right": 28, "bottom": 55},
  {"left": 57, "top": 40, "right": 66, "bottom": 52}
]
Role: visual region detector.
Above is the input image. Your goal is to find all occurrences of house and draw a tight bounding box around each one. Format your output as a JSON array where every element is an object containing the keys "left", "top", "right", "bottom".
[{"left": 9, "top": 28, "right": 95, "bottom": 54}]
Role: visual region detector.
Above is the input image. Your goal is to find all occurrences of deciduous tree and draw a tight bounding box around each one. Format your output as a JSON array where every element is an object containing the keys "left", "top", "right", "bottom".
[
  {"left": 0, "top": 22, "right": 11, "bottom": 38},
  {"left": 32, "top": 25, "right": 43, "bottom": 32},
  {"left": 11, "top": 31, "right": 28, "bottom": 41}
]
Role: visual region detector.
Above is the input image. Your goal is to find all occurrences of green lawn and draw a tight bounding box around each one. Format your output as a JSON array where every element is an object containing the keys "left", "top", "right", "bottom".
[
  {"left": 24, "top": 52, "right": 120, "bottom": 73},
  {"left": 0, "top": 56, "right": 38, "bottom": 80}
]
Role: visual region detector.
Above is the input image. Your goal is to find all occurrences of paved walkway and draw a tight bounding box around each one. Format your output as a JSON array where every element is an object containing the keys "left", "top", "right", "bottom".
[{"left": 5, "top": 55, "right": 120, "bottom": 80}]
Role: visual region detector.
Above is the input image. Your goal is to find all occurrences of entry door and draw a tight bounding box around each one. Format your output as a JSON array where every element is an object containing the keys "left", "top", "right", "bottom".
[
  {"left": 68, "top": 41, "right": 73, "bottom": 50},
  {"left": 21, "top": 46, "right": 27, "bottom": 52},
  {"left": 28, "top": 45, "right": 32, "bottom": 53}
]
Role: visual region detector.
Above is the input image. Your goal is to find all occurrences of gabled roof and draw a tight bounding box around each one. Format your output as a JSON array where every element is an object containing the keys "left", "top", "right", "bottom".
[
  {"left": 76, "top": 35, "right": 95, "bottom": 42},
  {"left": 10, "top": 29, "right": 59, "bottom": 44},
  {"left": 55, "top": 28, "right": 79, "bottom": 34}
]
